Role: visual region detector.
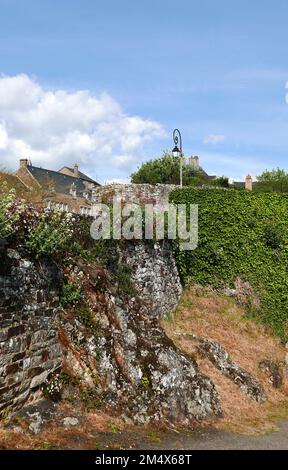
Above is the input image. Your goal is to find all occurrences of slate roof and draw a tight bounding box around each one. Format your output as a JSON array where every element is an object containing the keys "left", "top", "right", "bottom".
[
  {"left": 27, "top": 165, "right": 92, "bottom": 196},
  {"left": 60, "top": 166, "right": 98, "bottom": 184}
]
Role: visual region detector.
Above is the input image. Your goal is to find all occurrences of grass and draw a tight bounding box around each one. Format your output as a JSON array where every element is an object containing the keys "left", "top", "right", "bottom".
[
  {"left": 34, "top": 441, "right": 53, "bottom": 450},
  {"left": 162, "top": 285, "right": 288, "bottom": 436},
  {"left": 147, "top": 431, "right": 162, "bottom": 444}
]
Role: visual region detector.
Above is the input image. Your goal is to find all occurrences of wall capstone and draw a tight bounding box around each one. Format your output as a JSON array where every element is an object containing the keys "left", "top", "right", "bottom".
[{"left": 92, "top": 183, "right": 178, "bottom": 205}]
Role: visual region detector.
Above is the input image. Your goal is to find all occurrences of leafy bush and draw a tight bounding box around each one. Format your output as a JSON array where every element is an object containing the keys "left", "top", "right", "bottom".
[
  {"left": 0, "top": 185, "right": 24, "bottom": 239},
  {"left": 117, "top": 264, "right": 137, "bottom": 295},
  {"left": 256, "top": 168, "right": 288, "bottom": 193},
  {"left": 210, "top": 176, "right": 230, "bottom": 188},
  {"left": 25, "top": 211, "right": 74, "bottom": 258},
  {"left": 131, "top": 152, "right": 229, "bottom": 187},
  {"left": 170, "top": 188, "right": 288, "bottom": 340},
  {"left": 61, "top": 282, "right": 83, "bottom": 308},
  {"left": 263, "top": 222, "right": 284, "bottom": 249}
]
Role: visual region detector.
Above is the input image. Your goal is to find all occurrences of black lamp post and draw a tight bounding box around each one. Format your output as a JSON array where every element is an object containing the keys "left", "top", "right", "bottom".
[{"left": 172, "top": 128, "right": 183, "bottom": 187}]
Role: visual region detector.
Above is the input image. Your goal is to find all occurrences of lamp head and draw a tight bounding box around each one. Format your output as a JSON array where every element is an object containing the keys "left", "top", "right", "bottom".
[{"left": 172, "top": 145, "right": 181, "bottom": 158}]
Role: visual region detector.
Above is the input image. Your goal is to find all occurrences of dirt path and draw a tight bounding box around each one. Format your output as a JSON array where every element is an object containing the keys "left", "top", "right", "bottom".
[
  {"left": 62, "top": 422, "right": 288, "bottom": 450},
  {"left": 147, "top": 422, "right": 288, "bottom": 450}
]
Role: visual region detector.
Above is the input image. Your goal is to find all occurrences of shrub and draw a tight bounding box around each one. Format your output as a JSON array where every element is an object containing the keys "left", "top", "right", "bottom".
[
  {"left": 263, "top": 222, "right": 284, "bottom": 249},
  {"left": 61, "top": 282, "right": 83, "bottom": 308},
  {"left": 0, "top": 185, "right": 24, "bottom": 239},
  {"left": 25, "top": 210, "right": 74, "bottom": 258},
  {"left": 117, "top": 264, "right": 137, "bottom": 295},
  {"left": 131, "top": 152, "right": 228, "bottom": 187},
  {"left": 170, "top": 188, "right": 288, "bottom": 340}
]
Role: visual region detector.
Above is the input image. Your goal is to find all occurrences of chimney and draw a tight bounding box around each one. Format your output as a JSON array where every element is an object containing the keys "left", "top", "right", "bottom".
[
  {"left": 74, "top": 162, "right": 79, "bottom": 177},
  {"left": 20, "top": 158, "right": 29, "bottom": 169},
  {"left": 245, "top": 174, "right": 253, "bottom": 191}
]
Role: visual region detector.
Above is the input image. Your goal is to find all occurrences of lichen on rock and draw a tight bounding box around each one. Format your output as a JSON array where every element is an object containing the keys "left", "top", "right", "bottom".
[
  {"left": 59, "top": 241, "right": 222, "bottom": 424},
  {"left": 195, "top": 337, "right": 266, "bottom": 403}
]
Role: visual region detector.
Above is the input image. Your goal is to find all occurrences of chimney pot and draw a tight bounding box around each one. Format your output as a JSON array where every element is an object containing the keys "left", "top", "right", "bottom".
[{"left": 20, "top": 158, "right": 29, "bottom": 168}]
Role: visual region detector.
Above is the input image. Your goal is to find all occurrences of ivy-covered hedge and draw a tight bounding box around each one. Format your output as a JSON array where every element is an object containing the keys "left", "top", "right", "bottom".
[{"left": 170, "top": 188, "right": 288, "bottom": 340}]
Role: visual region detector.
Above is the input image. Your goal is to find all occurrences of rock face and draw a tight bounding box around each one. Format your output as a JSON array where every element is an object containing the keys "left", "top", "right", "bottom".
[
  {"left": 195, "top": 337, "right": 266, "bottom": 403},
  {"left": 0, "top": 241, "right": 222, "bottom": 424},
  {"left": 59, "top": 246, "right": 221, "bottom": 423},
  {"left": 258, "top": 359, "right": 283, "bottom": 389},
  {"left": 0, "top": 248, "right": 62, "bottom": 411},
  {"left": 119, "top": 241, "right": 182, "bottom": 318}
]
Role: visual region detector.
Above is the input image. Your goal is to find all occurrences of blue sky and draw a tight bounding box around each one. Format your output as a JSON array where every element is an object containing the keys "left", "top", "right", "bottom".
[{"left": 0, "top": 0, "right": 288, "bottom": 182}]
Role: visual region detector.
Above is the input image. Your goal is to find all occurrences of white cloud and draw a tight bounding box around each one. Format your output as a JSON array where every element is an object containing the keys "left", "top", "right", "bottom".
[
  {"left": 0, "top": 74, "right": 166, "bottom": 181},
  {"left": 204, "top": 134, "right": 225, "bottom": 144}
]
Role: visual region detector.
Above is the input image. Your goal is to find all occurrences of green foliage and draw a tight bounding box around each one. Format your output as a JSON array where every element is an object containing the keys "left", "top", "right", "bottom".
[
  {"left": 25, "top": 211, "right": 74, "bottom": 258},
  {"left": 59, "top": 371, "right": 79, "bottom": 386},
  {"left": 256, "top": 168, "right": 288, "bottom": 193},
  {"left": 210, "top": 176, "right": 230, "bottom": 188},
  {"left": 80, "top": 387, "right": 102, "bottom": 411},
  {"left": 60, "top": 282, "right": 83, "bottom": 308},
  {"left": 0, "top": 185, "right": 23, "bottom": 239},
  {"left": 131, "top": 152, "right": 228, "bottom": 187},
  {"left": 75, "top": 304, "right": 101, "bottom": 337},
  {"left": 140, "top": 375, "right": 151, "bottom": 388},
  {"left": 263, "top": 222, "right": 284, "bottom": 249},
  {"left": 131, "top": 152, "right": 181, "bottom": 185},
  {"left": 170, "top": 188, "right": 288, "bottom": 340},
  {"left": 117, "top": 264, "right": 137, "bottom": 295}
]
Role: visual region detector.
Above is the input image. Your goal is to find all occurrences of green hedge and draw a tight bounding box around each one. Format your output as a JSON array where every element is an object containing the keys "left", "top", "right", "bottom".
[{"left": 170, "top": 188, "right": 288, "bottom": 340}]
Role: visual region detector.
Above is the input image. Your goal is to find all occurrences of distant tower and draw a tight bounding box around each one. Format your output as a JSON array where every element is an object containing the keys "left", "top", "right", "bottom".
[
  {"left": 245, "top": 174, "right": 253, "bottom": 191},
  {"left": 189, "top": 156, "right": 200, "bottom": 171}
]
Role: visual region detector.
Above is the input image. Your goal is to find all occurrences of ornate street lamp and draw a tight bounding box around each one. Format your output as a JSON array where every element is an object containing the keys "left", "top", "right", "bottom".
[{"left": 172, "top": 128, "right": 183, "bottom": 187}]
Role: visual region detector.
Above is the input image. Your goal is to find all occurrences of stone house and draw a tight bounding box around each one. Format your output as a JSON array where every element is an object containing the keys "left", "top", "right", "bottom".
[{"left": 15, "top": 159, "right": 100, "bottom": 215}]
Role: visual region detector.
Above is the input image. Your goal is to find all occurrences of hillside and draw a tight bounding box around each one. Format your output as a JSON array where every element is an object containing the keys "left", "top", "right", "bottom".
[
  {"left": 163, "top": 287, "right": 288, "bottom": 435},
  {"left": 170, "top": 188, "right": 288, "bottom": 340}
]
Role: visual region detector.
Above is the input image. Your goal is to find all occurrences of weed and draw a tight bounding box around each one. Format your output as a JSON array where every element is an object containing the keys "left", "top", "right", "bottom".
[{"left": 140, "top": 376, "right": 151, "bottom": 389}]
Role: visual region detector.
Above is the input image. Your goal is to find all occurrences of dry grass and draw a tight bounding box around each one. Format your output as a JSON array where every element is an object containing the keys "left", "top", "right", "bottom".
[
  {"left": 0, "top": 402, "right": 126, "bottom": 450},
  {"left": 2, "top": 286, "right": 288, "bottom": 447},
  {"left": 162, "top": 286, "right": 288, "bottom": 435}
]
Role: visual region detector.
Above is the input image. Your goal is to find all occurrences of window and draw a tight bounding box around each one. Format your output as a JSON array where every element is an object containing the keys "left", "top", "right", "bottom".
[{"left": 80, "top": 206, "right": 91, "bottom": 216}]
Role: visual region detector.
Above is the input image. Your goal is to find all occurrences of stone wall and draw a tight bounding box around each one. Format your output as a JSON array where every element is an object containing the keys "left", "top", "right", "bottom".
[
  {"left": 0, "top": 240, "right": 182, "bottom": 414},
  {"left": 92, "top": 183, "right": 178, "bottom": 205},
  {"left": 0, "top": 249, "right": 62, "bottom": 411}
]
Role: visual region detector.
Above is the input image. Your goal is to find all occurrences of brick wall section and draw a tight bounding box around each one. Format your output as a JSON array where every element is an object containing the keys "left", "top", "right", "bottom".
[
  {"left": 0, "top": 249, "right": 62, "bottom": 411},
  {"left": 92, "top": 183, "right": 179, "bottom": 205}
]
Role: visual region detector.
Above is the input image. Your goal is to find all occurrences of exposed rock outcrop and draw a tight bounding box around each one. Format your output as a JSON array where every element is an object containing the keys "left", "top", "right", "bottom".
[
  {"left": 59, "top": 242, "right": 221, "bottom": 424},
  {"left": 195, "top": 337, "right": 266, "bottom": 403},
  {"left": 258, "top": 359, "right": 283, "bottom": 389},
  {"left": 119, "top": 241, "right": 182, "bottom": 318},
  {"left": 0, "top": 242, "right": 222, "bottom": 425}
]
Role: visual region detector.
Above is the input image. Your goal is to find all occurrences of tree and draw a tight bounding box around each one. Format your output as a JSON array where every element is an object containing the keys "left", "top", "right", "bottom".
[
  {"left": 256, "top": 168, "right": 288, "bottom": 193},
  {"left": 131, "top": 152, "right": 227, "bottom": 187}
]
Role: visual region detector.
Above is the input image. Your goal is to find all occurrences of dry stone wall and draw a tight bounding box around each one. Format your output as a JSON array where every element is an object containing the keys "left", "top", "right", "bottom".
[
  {"left": 92, "top": 183, "right": 178, "bottom": 205},
  {"left": 0, "top": 248, "right": 61, "bottom": 411}
]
